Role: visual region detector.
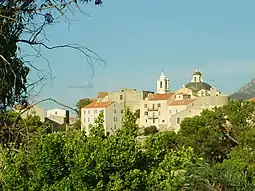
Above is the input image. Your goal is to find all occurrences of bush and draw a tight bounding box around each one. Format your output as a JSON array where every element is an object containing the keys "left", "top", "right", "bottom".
[{"left": 144, "top": 126, "right": 158, "bottom": 136}]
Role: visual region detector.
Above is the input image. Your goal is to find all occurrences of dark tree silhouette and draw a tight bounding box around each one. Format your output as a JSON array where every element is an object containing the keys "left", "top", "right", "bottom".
[
  {"left": 0, "top": 0, "right": 103, "bottom": 110},
  {"left": 0, "top": 0, "right": 103, "bottom": 148}
]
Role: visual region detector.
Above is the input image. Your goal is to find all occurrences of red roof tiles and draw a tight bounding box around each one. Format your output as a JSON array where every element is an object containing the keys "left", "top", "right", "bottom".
[
  {"left": 89, "top": 98, "right": 98, "bottom": 103},
  {"left": 148, "top": 93, "right": 175, "bottom": 101},
  {"left": 168, "top": 99, "right": 196, "bottom": 106},
  {"left": 82, "top": 101, "right": 114, "bottom": 109}
]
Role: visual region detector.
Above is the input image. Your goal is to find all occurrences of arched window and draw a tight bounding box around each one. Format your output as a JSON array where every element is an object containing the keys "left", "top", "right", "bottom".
[
  {"left": 160, "top": 81, "right": 162, "bottom": 88},
  {"left": 165, "top": 80, "right": 168, "bottom": 89}
]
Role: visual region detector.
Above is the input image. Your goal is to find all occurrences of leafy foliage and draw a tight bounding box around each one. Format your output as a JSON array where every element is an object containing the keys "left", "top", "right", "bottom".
[
  {"left": 1, "top": 100, "right": 255, "bottom": 190},
  {"left": 179, "top": 100, "right": 255, "bottom": 163},
  {"left": 0, "top": 111, "right": 50, "bottom": 148},
  {"left": 144, "top": 125, "right": 158, "bottom": 136},
  {"left": 76, "top": 98, "right": 92, "bottom": 115},
  {"left": 0, "top": 0, "right": 103, "bottom": 110}
]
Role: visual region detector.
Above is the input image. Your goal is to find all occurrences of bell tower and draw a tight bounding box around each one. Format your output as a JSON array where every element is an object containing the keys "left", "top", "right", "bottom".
[
  {"left": 156, "top": 72, "right": 169, "bottom": 94},
  {"left": 191, "top": 69, "right": 203, "bottom": 82}
]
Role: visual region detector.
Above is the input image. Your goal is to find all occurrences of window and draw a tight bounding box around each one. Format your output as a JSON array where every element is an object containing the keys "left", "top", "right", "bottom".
[
  {"left": 160, "top": 81, "right": 162, "bottom": 88},
  {"left": 192, "top": 103, "right": 194, "bottom": 106},
  {"left": 152, "top": 104, "right": 155, "bottom": 109},
  {"left": 84, "top": 118, "right": 86, "bottom": 123},
  {"left": 55, "top": 111, "right": 58, "bottom": 115},
  {"left": 114, "top": 117, "right": 117, "bottom": 122},
  {"left": 88, "top": 118, "right": 90, "bottom": 122},
  {"left": 145, "top": 119, "right": 147, "bottom": 123},
  {"left": 176, "top": 109, "right": 178, "bottom": 113},
  {"left": 169, "top": 110, "right": 171, "bottom": 114},
  {"left": 144, "top": 104, "right": 147, "bottom": 108},
  {"left": 120, "top": 95, "right": 123, "bottom": 100},
  {"left": 159, "top": 111, "right": 161, "bottom": 116},
  {"left": 94, "top": 110, "right": 97, "bottom": 114},
  {"left": 121, "top": 110, "right": 123, "bottom": 114},
  {"left": 122, "top": 117, "right": 124, "bottom": 122},
  {"left": 100, "top": 110, "right": 104, "bottom": 113},
  {"left": 153, "top": 119, "right": 155, "bottom": 123},
  {"left": 88, "top": 110, "right": 90, "bottom": 114},
  {"left": 157, "top": 103, "right": 161, "bottom": 108},
  {"left": 114, "top": 109, "right": 117, "bottom": 114},
  {"left": 165, "top": 80, "right": 168, "bottom": 89},
  {"left": 194, "top": 77, "right": 197, "bottom": 81},
  {"left": 177, "top": 117, "right": 180, "bottom": 124},
  {"left": 84, "top": 110, "right": 86, "bottom": 115},
  {"left": 114, "top": 124, "right": 117, "bottom": 129},
  {"left": 162, "top": 120, "right": 165, "bottom": 123},
  {"left": 144, "top": 111, "right": 148, "bottom": 115}
]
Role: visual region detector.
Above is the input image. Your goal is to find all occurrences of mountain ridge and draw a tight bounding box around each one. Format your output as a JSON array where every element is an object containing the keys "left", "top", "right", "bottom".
[{"left": 229, "top": 78, "right": 255, "bottom": 100}]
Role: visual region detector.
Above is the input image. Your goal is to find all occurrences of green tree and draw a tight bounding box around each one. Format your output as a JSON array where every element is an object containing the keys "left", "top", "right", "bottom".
[
  {"left": 0, "top": 109, "right": 148, "bottom": 190},
  {"left": 76, "top": 98, "right": 92, "bottom": 115},
  {"left": 0, "top": 111, "right": 49, "bottom": 148},
  {"left": 144, "top": 131, "right": 179, "bottom": 169},
  {"left": 0, "top": 0, "right": 103, "bottom": 110},
  {"left": 178, "top": 100, "right": 255, "bottom": 163},
  {"left": 0, "top": 0, "right": 103, "bottom": 147},
  {"left": 144, "top": 125, "right": 158, "bottom": 136},
  {"left": 147, "top": 147, "right": 200, "bottom": 191}
]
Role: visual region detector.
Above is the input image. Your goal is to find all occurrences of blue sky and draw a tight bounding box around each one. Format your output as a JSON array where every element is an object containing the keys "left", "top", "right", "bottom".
[{"left": 23, "top": 0, "right": 255, "bottom": 110}]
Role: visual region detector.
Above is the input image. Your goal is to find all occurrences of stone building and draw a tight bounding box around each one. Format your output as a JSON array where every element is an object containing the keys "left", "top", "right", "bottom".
[{"left": 97, "top": 88, "right": 153, "bottom": 112}]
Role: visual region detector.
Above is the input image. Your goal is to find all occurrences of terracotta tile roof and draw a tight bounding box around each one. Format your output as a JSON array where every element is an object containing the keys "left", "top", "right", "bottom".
[
  {"left": 97, "top": 92, "right": 108, "bottom": 98},
  {"left": 148, "top": 93, "right": 175, "bottom": 101},
  {"left": 89, "top": 98, "right": 97, "bottom": 102},
  {"left": 168, "top": 99, "right": 196, "bottom": 106},
  {"left": 82, "top": 101, "right": 114, "bottom": 109}
]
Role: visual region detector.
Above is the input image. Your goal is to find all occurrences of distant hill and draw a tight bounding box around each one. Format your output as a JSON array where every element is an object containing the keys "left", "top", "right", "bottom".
[{"left": 229, "top": 78, "right": 255, "bottom": 100}]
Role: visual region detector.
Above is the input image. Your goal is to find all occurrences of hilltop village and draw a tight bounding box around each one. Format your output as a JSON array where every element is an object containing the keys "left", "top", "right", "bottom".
[
  {"left": 16, "top": 69, "right": 231, "bottom": 134},
  {"left": 81, "top": 69, "right": 229, "bottom": 134}
]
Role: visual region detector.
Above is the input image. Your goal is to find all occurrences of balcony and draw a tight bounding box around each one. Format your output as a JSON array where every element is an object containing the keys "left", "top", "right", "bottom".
[
  {"left": 147, "top": 107, "right": 159, "bottom": 111},
  {"left": 148, "top": 115, "right": 159, "bottom": 119}
]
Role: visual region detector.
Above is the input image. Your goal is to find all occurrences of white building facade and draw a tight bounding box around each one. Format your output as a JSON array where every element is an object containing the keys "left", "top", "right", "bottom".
[
  {"left": 140, "top": 93, "right": 175, "bottom": 130},
  {"left": 81, "top": 101, "right": 124, "bottom": 135},
  {"left": 169, "top": 95, "right": 229, "bottom": 132},
  {"left": 46, "top": 108, "right": 67, "bottom": 118}
]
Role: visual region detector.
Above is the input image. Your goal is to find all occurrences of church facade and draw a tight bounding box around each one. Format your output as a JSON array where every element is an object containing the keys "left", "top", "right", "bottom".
[{"left": 139, "top": 69, "right": 228, "bottom": 131}]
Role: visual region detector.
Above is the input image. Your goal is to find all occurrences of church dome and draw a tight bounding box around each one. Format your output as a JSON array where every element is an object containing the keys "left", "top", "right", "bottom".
[
  {"left": 185, "top": 82, "right": 212, "bottom": 92},
  {"left": 193, "top": 71, "right": 202, "bottom": 76}
]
